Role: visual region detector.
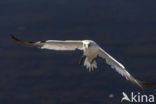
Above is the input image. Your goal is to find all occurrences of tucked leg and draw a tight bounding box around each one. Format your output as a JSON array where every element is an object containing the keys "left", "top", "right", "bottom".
[
  {"left": 90, "top": 57, "right": 96, "bottom": 64},
  {"left": 79, "top": 55, "right": 85, "bottom": 65}
]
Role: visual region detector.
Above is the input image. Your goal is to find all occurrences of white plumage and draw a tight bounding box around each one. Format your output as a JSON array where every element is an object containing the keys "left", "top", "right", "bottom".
[{"left": 11, "top": 35, "right": 153, "bottom": 88}]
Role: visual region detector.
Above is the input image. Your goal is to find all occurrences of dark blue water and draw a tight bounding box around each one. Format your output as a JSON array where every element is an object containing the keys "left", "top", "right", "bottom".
[{"left": 0, "top": 0, "right": 156, "bottom": 104}]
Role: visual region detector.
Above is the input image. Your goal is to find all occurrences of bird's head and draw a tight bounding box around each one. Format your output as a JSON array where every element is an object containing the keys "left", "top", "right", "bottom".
[{"left": 83, "top": 40, "right": 92, "bottom": 49}]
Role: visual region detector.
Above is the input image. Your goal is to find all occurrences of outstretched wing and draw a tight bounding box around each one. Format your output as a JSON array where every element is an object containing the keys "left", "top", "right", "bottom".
[
  {"left": 11, "top": 35, "right": 84, "bottom": 51},
  {"left": 98, "top": 47, "right": 153, "bottom": 88}
]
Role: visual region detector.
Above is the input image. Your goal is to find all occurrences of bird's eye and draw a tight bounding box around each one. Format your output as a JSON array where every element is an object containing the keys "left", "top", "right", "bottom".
[{"left": 88, "top": 43, "right": 91, "bottom": 47}]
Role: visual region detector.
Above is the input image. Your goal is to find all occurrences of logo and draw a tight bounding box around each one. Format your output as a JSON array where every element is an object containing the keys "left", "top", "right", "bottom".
[{"left": 121, "top": 92, "right": 154, "bottom": 103}]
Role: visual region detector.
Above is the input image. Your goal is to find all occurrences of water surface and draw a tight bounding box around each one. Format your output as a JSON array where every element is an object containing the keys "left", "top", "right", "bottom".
[{"left": 0, "top": 0, "right": 156, "bottom": 104}]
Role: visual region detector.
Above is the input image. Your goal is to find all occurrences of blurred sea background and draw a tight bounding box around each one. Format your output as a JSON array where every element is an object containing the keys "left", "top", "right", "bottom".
[{"left": 0, "top": 0, "right": 156, "bottom": 104}]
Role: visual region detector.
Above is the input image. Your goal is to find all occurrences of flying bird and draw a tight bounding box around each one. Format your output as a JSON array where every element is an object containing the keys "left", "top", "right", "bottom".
[{"left": 11, "top": 35, "right": 153, "bottom": 88}]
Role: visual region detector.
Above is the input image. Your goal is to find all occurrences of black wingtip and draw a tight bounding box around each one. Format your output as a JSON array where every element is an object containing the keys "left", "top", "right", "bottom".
[
  {"left": 136, "top": 79, "right": 154, "bottom": 88},
  {"left": 10, "top": 34, "right": 43, "bottom": 48},
  {"left": 10, "top": 34, "right": 20, "bottom": 42},
  {"left": 128, "top": 76, "right": 154, "bottom": 89},
  {"left": 139, "top": 81, "right": 154, "bottom": 88}
]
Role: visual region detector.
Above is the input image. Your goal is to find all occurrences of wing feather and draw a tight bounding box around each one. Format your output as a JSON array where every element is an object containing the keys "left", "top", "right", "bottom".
[
  {"left": 11, "top": 35, "right": 83, "bottom": 51},
  {"left": 41, "top": 40, "right": 83, "bottom": 50},
  {"left": 98, "top": 47, "right": 153, "bottom": 88}
]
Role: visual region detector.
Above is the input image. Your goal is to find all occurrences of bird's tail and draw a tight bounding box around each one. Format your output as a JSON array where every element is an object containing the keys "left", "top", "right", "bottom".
[{"left": 84, "top": 57, "right": 97, "bottom": 71}]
